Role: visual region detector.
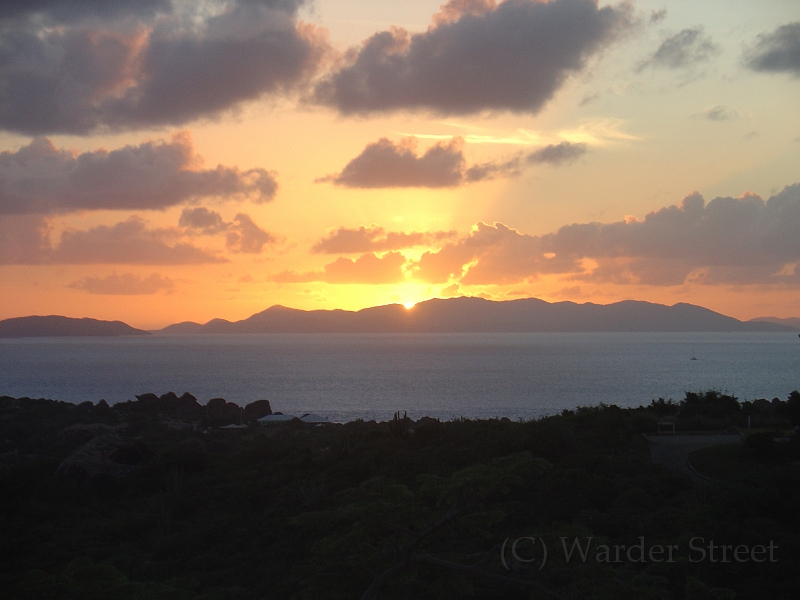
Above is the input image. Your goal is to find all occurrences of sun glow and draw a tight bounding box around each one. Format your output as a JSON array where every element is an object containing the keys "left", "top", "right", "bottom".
[{"left": 403, "top": 301, "right": 416, "bottom": 310}]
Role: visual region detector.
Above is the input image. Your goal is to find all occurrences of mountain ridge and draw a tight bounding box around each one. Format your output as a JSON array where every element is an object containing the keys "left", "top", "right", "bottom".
[
  {"left": 750, "top": 316, "right": 800, "bottom": 329},
  {"left": 158, "top": 297, "right": 797, "bottom": 334},
  {"left": 4, "top": 298, "right": 796, "bottom": 337}
]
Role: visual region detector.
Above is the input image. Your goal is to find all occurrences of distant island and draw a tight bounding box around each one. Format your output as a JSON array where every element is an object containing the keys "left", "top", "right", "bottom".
[
  {"left": 3, "top": 298, "right": 796, "bottom": 338},
  {"left": 751, "top": 316, "right": 800, "bottom": 330},
  {"left": 0, "top": 315, "right": 151, "bottom": 338},
  {"left": 160, "top": 297, "right": 797, "bottom": 334}
]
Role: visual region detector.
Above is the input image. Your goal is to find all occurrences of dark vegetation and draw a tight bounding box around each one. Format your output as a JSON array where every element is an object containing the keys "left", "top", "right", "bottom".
[{"left": 1, "top": 391, "right": 799, "bottom": 599}]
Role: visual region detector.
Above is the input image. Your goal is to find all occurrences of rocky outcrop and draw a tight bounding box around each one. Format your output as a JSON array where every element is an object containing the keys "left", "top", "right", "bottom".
[
  {"left": 244, "top": 399, "right": 272, "bottom": 421},
  {"left": 134, "top": 392, "right": 202, "bottom": 415},
  {"left": 206, "top": 398, "right": 227, "bottom": 420},
  {"left": 205, "top": 398, "right": 244, "bottom": 423}
]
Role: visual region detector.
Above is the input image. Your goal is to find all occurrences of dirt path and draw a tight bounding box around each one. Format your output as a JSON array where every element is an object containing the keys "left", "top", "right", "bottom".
[{"left": 644, "top": 434, "right": 742, "bottom": 478}]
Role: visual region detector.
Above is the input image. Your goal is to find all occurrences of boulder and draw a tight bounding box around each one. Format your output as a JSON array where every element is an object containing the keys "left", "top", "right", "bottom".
[
  {"left": 177, "top": 392, "right": 199, "bottom": 407},
  {"left": 223, "top": 402, "right": 243, "bottom": 421},
  {"left": 244, "top": 399, "right": 272, "bottom": 421},
  {"left": 206, "top": 398, "right": 227, "bottom": 419},
  {"left": 135, "top": 393, "right": 159, "bottom": 402}
]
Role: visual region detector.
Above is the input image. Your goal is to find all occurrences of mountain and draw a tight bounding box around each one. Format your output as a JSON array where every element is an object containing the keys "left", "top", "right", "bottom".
[
  {"left": 750, "top": 316, "right": 800, "bottom": 330},
  {"left": 158, "top": 297, "right": 797, "bottom": 334},
  {"left": 0, "top": 316, "right": 151, "bottom": 338}
]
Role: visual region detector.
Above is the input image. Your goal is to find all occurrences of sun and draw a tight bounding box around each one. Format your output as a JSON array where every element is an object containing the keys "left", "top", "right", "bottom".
[{"left": 403, "top": 301, "right": 416, "bottom": 310}]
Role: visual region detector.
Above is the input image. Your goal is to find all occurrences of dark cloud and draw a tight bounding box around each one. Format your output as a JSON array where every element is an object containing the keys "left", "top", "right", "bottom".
[
  {"left": 272, "top": 251, "right": 406, "bottom": 284},
  {"left": 637, "top": 26, "right": 718, "bottom": 71},
  {"left": 312, "top": 225, "right": 456, "bottom": 253},
  {"left": 0, "top": 0, "right": 327, "bottom": 134},
  {"left": 318, "top": 138, "right": 586, "bottom": 188},
  {"left": 318, "top": 138, "right": 466, "bottom": 188},
  {"left": 0, "top": 215, "right": 226, "bottom": 264},
  {"left": 745, "top": 22, "right": 800, "bottom": 76},
  {"left": 525, "top": 141, "right": 587, "bottom": 165},
  {"left": 179, "top": 207, "right": 276, "bottom": 253},
  {"left": 411, "top": 184, "right": 800, "bottom": 287},
  {"left": 68, "top": 272, "right": 175, "bottom": 294},
  {"left": 0, "top": 0, "right": 172, "bottom": 22},
  {"left": 313, "top": 0, "right": 632, "bottom": 116},
  {"left": 0, "top": 133, "right": 277, "bottom": 215}
]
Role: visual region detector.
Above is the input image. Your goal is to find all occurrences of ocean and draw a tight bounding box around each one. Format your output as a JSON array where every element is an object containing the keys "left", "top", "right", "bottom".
[{"left": 1, "top": 332, "right": 798, "bottom": 422}]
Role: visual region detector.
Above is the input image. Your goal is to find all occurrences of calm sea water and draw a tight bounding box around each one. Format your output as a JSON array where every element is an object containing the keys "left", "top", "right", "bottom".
[{"left": 1, "top": 332, "right": 798, "bottom": 422}]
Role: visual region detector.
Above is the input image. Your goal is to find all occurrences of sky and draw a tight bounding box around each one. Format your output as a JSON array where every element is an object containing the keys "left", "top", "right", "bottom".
[{"left": 0, "top": 0, "right": 798, "bottom": 329}]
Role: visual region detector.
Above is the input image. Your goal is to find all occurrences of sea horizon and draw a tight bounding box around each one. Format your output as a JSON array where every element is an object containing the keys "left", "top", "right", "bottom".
[{"left": 3, "top": 331, "right": 798, "bottom": 423}]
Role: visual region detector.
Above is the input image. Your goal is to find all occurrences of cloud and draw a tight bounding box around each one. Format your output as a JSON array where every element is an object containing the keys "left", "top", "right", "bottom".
[
  {"left": 272, "top": 251, "right": 407, "bottom": 284},
  {"left": 637, "top": 26, "right": 718, "bottom": 71},
  {"left": 312, "top": 225, "right": 456, "bottom": 253},
  {"left": 0, "top": 215, "right": 226, "bottom": 264},
  {"left": 179, "top": 207, "right": 276, "bottom": 253},
  {"left": 313, "top": 0, "right": 632, "bottom": 116},
  {"left": 68, "top": 272, "right": 175, "bottom": 295},
  {"left": 413, "top": 222, "right": 573, "bottom": 284},
  {"left": 318, "top": 138, "right": 466, "bottom": 188},
  {"left": 0, "top": 0, "right": 172, "bottom": 22},
  {"left": 0, "top": 133, "right": 277, "bottom": 215},
  {"left": 525, "top": 141, "right": 588, "bottom": 165},
  {"left": 696, "top": 105, "right": 738, "bottom": 121},
  {"left": 225, "top": 213, "right": 276, "bottom": 253},
  {"left": 179, "top": 207, "right": 228, "bottom": 234},
  {"left": 744, "top": 22, "right": 800, "bottom": 76},
  {"left": 410, "top": 184, "right": 800, "bottom": 287},
  {"left": 318, "top": 138, "right": 586, "bottom": 188},
  {"left": 0, "top": 0, "right": 329, "bottom": 135},
  {"left": 439, "top": 282, "right": 462, "bottom": 297},
  {"left": 544, "top": 186, "right": 800, "bottom": 285}
]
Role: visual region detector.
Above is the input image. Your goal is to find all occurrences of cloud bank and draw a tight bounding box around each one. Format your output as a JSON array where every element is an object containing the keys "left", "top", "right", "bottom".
[
  {"left": 0, "top": 0, "right": 329, "bottom": 134},
  {"left": 0, "top": 215, "right": 226, "bottom": 265},
  {"left": 319, "top": 138, "right": 586, "bottom": 188},
  {"left": 413, "top": 184, "right": 800, "bottom": 287},
  {"left": 313, "top": 0, "right": 632, "bottom": 116},
  {"left": 0, "top": 133, "right": 277, "bottom": 215}
]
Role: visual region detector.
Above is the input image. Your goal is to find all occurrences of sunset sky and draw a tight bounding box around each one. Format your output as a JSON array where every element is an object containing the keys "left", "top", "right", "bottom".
[{"left": 0, "top": 0, "right": 798, "bottom": 329}]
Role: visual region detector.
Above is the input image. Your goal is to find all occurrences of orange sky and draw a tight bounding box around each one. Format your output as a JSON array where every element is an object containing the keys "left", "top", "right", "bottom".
[{"left": 0, "top": 0, "right": 799, "bottom": 329}]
